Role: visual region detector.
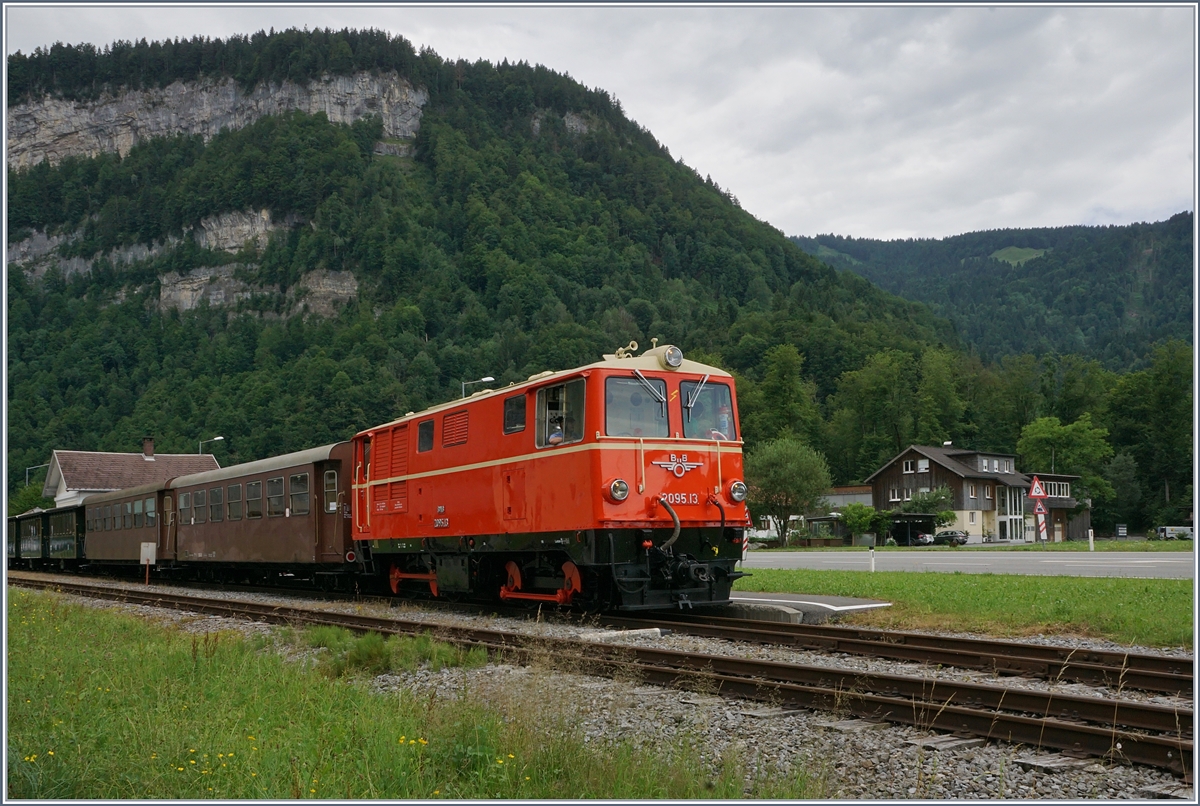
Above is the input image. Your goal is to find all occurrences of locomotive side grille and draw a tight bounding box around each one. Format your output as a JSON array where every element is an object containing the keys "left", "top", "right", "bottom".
[
  {"left": 392, "top": 425, "right": 409, "bottom": 474},
  {"left": 375, "top": 429, "right": 392, "bottom": 479},
  {"left": 443, "top": 411, "right": 469, "bottom": 447},
  {"left": 390, "top": 481, "right": 408, "bottom": 508}
]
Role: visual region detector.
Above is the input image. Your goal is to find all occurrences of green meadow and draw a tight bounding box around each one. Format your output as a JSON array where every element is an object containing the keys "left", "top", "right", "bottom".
[{"left": 735, "top": 568, "right": 1193, "bottom": 648}]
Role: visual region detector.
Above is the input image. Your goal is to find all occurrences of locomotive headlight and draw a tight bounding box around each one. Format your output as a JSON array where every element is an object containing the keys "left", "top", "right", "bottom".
[
  {"left": 606, "top": 479, "right": 631, "bottom": 502},
  {"left": 729, "top": 480, "right": 748, "bottom": 502},
  {"left": 661, "top": 345, "right": 684, "bottom": 369}
]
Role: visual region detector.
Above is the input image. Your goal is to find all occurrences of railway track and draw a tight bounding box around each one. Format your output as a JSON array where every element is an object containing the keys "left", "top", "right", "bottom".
[
  {"left": 11, "top": 575, "right": 1193, "bottom": 779},
  {"left": 597, "top": 612, "right": 1196, "bottom": 696}
]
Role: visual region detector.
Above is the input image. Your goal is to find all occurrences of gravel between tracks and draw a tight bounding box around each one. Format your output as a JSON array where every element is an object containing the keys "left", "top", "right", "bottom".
[{"left": 21, "top": 576, "right": 1194, "bottom": 800}]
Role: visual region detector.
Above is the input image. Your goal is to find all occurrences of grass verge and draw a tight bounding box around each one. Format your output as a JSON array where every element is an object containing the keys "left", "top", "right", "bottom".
[
  {"left": 734, "top": 569, "right": 1193, "bottom": 648},
  {"left": 7, "top": 589, "right": 822, "bottom": 799}
]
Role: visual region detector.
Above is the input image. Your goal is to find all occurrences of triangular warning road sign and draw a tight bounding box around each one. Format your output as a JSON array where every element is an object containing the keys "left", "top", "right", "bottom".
[
  {"left": 1034, "top": 500, "right": 1047, "bottom": 515},
  {"left": 1029, "top": 475, "right": 1047, "bottom": 498}
]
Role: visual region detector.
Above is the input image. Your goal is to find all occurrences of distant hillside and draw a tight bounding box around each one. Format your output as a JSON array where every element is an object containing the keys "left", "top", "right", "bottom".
[{"left": 791, "top": 214, "right": 1193, "bottom": 370}]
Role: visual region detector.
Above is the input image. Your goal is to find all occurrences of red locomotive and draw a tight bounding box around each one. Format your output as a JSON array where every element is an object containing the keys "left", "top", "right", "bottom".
[
  {"left": 351, "top": 342, "right": 750, "bottom": 609},
  {"left": 9, "top": 343, "right": 750, "bottom": 611}
]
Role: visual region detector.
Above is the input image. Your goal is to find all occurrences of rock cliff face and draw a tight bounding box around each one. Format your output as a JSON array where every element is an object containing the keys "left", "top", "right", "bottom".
[
  {"left": 8, "top": 72, "right": 400, "bottom": 318},
  {"left": 7, "top": 71, "right": 427, "bottom": 169}
]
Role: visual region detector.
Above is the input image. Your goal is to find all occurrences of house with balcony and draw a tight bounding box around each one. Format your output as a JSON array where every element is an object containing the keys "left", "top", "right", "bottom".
[{"left": 864, "top": 444, "right": 1083, "bottom": 543}]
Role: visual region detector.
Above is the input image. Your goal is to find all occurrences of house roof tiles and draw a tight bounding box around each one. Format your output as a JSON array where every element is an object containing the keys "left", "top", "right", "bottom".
[{"left": 43, "top": 450, "right": 219, "bottom": 497}]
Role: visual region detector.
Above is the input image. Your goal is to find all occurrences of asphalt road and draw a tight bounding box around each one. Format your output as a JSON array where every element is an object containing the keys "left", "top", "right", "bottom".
[{"left": 739, "top": 549, "right": 1195, "bottom": 579}]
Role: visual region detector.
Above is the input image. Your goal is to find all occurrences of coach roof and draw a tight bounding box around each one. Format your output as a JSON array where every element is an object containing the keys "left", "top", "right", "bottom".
[{"left": 170, "top": 443, "right": 349, "bottom": 489}]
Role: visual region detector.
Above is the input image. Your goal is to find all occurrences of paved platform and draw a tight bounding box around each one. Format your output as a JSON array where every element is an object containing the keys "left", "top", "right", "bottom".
[{"left": 723, "top": 590, "right": 891, "bottom": 624}]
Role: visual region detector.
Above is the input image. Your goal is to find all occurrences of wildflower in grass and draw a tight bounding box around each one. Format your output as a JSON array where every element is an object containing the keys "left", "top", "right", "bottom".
[
  {"left": 48, "top": 751, "right": 54, "bottom": 756},
  {"left": 496, "top": 759, "right": 503, "bottom": 765},
  {"left": 247, "top": 736, "right": 255, "bottom": 740},
  {"left": 190, "top": 760, "right": 197, "bottom": 765},
  {"left": 399, "top": 735, "right": 406, "bottom": 743},
  {"left": 508, "top": 754, "right": 514, "bottom": 758},
  {"left": 419, "top": 738, "right": 428, "bottom": 745},
  {"left": 251, "top": 773, "right": 257, "bottom": 777}
]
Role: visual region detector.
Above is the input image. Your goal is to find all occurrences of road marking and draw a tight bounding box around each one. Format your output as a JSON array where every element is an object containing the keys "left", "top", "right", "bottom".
[{"left": 1036, "top": 561, "right": 1185, "bottom": 566}]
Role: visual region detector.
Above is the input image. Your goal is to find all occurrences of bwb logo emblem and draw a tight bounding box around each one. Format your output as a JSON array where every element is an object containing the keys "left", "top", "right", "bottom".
[{"left": 651, "top": 454, "right": 702, "bottom": 478}]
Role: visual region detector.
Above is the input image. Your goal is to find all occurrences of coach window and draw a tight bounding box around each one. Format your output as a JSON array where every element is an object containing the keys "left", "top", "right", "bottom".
[
  {"left": 101, "top": 505, "right": 109, "bottom": 530},
  {"left": 227, "top": 484, "right": 242, "bottom": 520},
  {"left": 503, "top": 395, "right": 526, "bottom": 434},
  {"left": 267, "top": 477, "right": 285, "bottom": 516},
  {"left": 679, "top": 380, "right": 737, "bottom": 441},
  {"left": 124, "top": 502, "right": 133, "bottom": 529},
  {"left": 210, "top": 487, "right": 223, "bottom": 522},
  {"left": 535, "top": 379, "right": 585, "bottom": 448},
  {"left": 605, "top": 376, "right": 668, "bottom": 438},
  {"left": 134, "top": 499, "right": 144, "bottom": 528},
  {"left": 290, "top": 473, "right": 310, "bottom": 516},
  {"left": 145, "top": 498, "right": 156, "bottom": 528},
  {"left": 194, "top": 490, "right": 207, "bottom": 524},
  {"left": 179, "top": 493, "right": 191, "bottom": 524},
  {"left": 246, "top": 482, "right": 262, "bottom": 519},
  {"left": 324, "top": 471, "right": 338, "bottom": 513},
  {"left": 417, "top": 420, "right": 434, "bottom": 453}
]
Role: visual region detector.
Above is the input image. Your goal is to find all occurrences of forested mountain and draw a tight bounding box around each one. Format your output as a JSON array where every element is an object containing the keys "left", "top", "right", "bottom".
[
  {"left": 6, "top": 29, "right": 1192, "bottom": 530},
  {"left": 791, "top": 215, "right": 1193, "bottom": 370}
]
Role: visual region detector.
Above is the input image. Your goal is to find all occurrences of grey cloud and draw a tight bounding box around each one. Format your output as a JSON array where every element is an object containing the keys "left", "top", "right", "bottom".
[{"left": 4, "top": 5, "right": 1193, "bottom": 239}]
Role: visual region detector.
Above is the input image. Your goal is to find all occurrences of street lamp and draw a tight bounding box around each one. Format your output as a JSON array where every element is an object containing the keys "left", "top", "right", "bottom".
[
  {"left": 199, "top": 436, "right": 224, "bottom": 454},
  {"left": 461, "top": 376, "right": 495, "bottom": 398},
  {"left": 25, "top": 463, "right": 50, "bottom": 488}
]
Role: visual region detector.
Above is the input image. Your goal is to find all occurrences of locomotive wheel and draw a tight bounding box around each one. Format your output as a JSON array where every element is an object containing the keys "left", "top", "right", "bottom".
[
  {"left": 561, "top": 561, "right": 582, "bottom": 599},
  {"left": 503, "top": 560, "right": 523, "bottom": 592}
]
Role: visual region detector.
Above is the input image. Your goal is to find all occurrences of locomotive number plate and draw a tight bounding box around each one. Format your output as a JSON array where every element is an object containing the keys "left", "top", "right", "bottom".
[
  {"left": 433, "top": 517, "right": 450, "bottom": 528},
  {"left": 661, "top": 492, "right": 700, "bottom": 505}
]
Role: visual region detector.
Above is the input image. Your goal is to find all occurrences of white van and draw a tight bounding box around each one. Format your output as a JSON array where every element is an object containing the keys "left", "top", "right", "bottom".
[{"left": 1155, "top": 526, "right": 1193, "bottom": 540}]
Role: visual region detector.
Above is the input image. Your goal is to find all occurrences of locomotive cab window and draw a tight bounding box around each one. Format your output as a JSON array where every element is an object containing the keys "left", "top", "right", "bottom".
[
  {"left": 417, "top": 420, "right": 434, "bottom": 453},
  {"left": 536, "top": 379, "right": 585, "bottom": 448},
  {"left": 246, "top": 482, "right": 262, "bottom": 519},
  {"left": 267, "top": 477, "right": 285, "bottom": 517},
  {"left": 289, "top": 473, "right": 310, "bottom": 516},
  {"left": 605, "top": 376, "right": 668, "bottom": 438},
  {"left": 679, "top": 380, "right": 737, "bottom": 441},
  {"left": 503, "top": 395, "right": 526, "bottom": 434}
]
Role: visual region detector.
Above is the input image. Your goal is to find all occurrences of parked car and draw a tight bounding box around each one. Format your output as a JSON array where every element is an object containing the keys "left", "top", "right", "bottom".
[
  {"left": 1154, "top": 526, "right": 1193, "bottom": 540},
  {"left": 933, "top": 530, "right": 969, "bottom": 546}
]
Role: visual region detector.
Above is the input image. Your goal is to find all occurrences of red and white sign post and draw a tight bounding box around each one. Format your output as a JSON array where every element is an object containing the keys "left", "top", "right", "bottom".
[{"left": 1028, "top": 476, "right": 1049, "bottom": 547}]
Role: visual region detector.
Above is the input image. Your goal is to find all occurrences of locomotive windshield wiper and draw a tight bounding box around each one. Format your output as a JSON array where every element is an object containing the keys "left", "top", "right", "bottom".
[
  {"left": 683, "top": 374, "right": 709, "bottom": 422},
  {"left": 632, "top": 369, "right": 667, "bottom": 418}
]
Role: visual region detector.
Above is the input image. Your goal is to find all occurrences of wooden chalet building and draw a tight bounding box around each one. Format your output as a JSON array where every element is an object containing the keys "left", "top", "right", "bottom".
[{"left": 864, "top": 444, "right": 1085, "bottom": 543}]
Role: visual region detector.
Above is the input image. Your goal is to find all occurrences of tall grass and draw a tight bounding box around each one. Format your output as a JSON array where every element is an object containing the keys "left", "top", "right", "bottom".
[
  {"left": 7, "top": 590, "right": 823, "bottom": 799},
  {"left": 735, "top": 569, "right": 1193, "bottom": 648}
]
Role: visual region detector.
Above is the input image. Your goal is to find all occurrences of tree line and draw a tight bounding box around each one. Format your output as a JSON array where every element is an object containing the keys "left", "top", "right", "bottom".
[{"left": 7, "top": 29, "right": 1192, "bottom": 533}]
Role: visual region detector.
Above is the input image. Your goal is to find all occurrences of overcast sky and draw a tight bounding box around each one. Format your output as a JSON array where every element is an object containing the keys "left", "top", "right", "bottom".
[{"left": 4, "top": 4, "right": 1196, "bottom": 240}]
